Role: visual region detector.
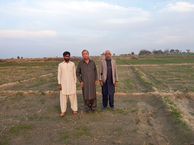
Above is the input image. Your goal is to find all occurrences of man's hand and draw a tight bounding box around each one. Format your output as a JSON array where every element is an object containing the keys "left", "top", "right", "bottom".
[
  {"left": 99, "top": 80, "right": 103, "bottom": 86},
  {"left": 95, "top": 80, "right": 99, "bottom": 86},
  {"left": 80, "top": 82, "right": 84, "bottom": 88},
  {"left": 58, "top": 84, "right": 62, "bottom": 91},
  {"left": 114, "top": 82, "right": 118, "bottom": 87}
]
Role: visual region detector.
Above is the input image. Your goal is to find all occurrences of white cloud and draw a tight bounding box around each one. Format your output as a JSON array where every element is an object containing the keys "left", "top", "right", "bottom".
[
  {"left": 0, "top": 30, "right": 57, "bottom": 38},
  {"left": 0, "top": 0, "right": 151, "bottom": 29},
  {"left": 165, "top": 1, "right": 194, "bottom": 12}
]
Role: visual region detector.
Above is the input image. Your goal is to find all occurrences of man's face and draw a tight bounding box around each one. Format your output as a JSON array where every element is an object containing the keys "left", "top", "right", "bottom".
[
  {"left": 105, "top": 52, "right": 112, "bottom": 60},
  {"left": 63, "top": 54, "right": 70, "bottom": 62},
  {"left": 82, "top": 51, "right": 89, "bottom": 60}
]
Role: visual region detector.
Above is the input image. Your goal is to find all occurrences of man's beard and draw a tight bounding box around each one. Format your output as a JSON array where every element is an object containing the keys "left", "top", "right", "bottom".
[
  {"left": 106, "top": 57, "right": 111, "bottom": 60},
  {"left": 64, "top": 59, "right": 70, "bottom": 62}
]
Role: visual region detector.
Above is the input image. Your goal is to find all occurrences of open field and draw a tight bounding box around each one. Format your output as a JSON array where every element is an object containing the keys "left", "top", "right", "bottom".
[{"left": 0, "top": 55, "right": 194, "bottom": 145}]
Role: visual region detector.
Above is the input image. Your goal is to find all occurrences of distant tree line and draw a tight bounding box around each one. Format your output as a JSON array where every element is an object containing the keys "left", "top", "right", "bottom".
[
  {"left": 17, "top": 56, "right": 23, "bottom": 59},
  {"left": 138, "top": 49, "right": 192, "bottom": 56}
]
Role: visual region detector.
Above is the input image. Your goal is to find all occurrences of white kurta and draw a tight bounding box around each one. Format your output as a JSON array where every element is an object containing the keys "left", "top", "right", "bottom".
[{"left": 58, "top": 61, "right": 77, "bottom": 95}]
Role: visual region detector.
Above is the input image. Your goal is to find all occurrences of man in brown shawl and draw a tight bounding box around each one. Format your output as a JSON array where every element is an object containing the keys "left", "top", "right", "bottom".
[{"left": 76, "top": 50, "right": 98, "bottom": 112}]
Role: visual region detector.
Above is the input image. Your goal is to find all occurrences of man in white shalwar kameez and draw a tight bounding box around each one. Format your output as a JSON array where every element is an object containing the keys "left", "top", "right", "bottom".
[{"left": 58, "top": 51, "right": 78, "bottom": 117}]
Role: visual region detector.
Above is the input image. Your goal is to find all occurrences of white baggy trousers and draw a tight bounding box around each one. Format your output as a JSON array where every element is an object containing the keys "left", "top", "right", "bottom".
[{"left": 60, "top": 91, "right": 78, "bottom": 113}]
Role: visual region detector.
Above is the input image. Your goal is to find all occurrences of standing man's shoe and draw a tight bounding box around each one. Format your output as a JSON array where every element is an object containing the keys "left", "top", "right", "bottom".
[{"left": 60, "top": 112, "right": 66, "bottom": 117}]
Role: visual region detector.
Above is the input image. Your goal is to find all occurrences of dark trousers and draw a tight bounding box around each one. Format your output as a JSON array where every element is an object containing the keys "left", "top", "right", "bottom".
[
  {"left": 102, "top": 81, "right": 115, "bottom": 108},
  {"left": 84, "top": 98, "right": 97, "bottom": 111}
]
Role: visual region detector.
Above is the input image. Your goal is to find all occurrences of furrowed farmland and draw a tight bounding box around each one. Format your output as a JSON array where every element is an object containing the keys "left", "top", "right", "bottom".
[{"left": 0, "top": 55, "right": 194, "bottom": 145}]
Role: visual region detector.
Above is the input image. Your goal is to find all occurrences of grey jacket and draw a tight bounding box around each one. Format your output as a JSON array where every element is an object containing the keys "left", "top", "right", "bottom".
[{"left": 99, "top": 59, "right": 118, "bottom": 84}]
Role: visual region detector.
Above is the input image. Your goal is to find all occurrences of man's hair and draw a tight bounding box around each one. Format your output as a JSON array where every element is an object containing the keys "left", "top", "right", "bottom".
[
  {"left": 105, "top": 50, "right": 112, "bottom": 55},
  {"left": 63, "top": 51, "right": 70, "bottom": 56},
  {"left": 82, "top": 49, "right": 89, "bottom": 54}
]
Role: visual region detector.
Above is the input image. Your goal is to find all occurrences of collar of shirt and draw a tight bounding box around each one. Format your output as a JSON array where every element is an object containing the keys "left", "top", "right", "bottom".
[
  {"left": 63, "top": 61, "right": 70, "bottom": 64},
  {"left": 83, "top": 59, "right": 91, "bottom": 64},
  {"left": 106, "top": 59, "right": 112, "bottom": 62}
]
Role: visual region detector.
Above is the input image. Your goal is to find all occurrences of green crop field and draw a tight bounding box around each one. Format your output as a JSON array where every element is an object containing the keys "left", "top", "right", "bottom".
[{"left": 0, "top": 55, "right": 194, "bottom": 145}]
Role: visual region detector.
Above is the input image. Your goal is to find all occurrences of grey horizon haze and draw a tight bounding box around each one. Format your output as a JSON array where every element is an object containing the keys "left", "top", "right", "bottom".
[{"left": 0, "top": 0, "right": 194, "bottom": 58}]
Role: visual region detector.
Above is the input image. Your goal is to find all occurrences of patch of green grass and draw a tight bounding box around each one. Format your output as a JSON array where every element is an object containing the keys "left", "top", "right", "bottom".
[
  {"left": 123, "top": 79, "right": 133, "bottom": 93},
  {"left": 113, "top": 108, "right": 129, "bottom": 115},
  {"left": 112, "top": 127, "right": 124, "bottom": 136},
  {"left": 0, "top": 61, "right": 59, "bottom": 67},
  {"left": 27, "top": 113, "right": 58, "bottom": 122},
  {"left": 130, "top": 66, "right": 154, "bottom": 92},
  {"left": 116, "top": 66, "right": 136, "bottom": 93},
  {"left": 0, "top": 139, "right": 9, "bottom": 145},
  {"left": 162, "top": 97, "right": 187, "bottom": 127},
  {"left": 60, "top": 132, "right": 70, "bottom": 144},
  {"left": 138, "top": 65, "right": 194, "bottom": 92},
  {"left": 116, "top": 55, "right": 194, "bottom": 65},
  {"left": 53, "top": 104, "right": 61, "bottom": 112},
  {"left": 74, "top": 126, "right": 91, "bottom": 138},
  {"left": 9, "top": 124, "right": 33, "bottom": 135},
  {"left": 0, "top": 124, "right": 33, "bottom": 145},
  {"left": 130, "top": 109, "right": 138, "bottom": 113}
]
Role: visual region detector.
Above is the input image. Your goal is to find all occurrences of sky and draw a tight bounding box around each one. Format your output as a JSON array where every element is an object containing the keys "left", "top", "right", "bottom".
[{"left": 0, "top": 0, "right": 194, "bottom": 58}]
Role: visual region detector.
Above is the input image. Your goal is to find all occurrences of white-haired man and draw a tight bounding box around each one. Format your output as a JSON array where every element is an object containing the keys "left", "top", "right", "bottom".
[{"left": 99, "top": 50, "right": 118, "bottom": 110}]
